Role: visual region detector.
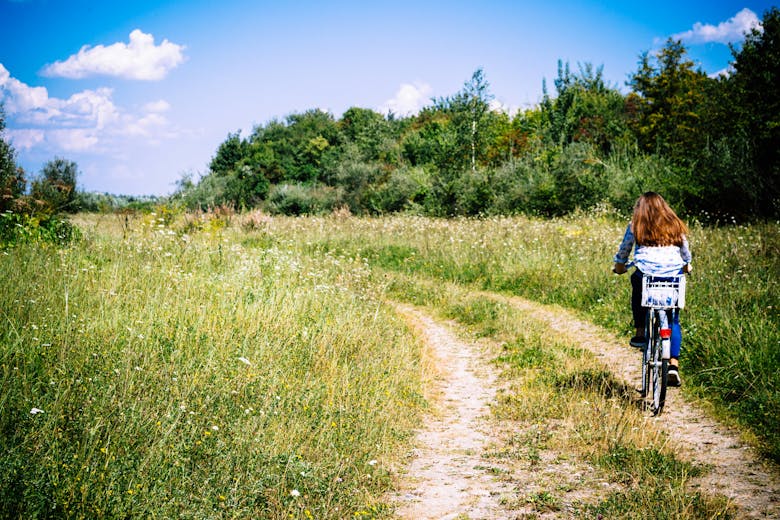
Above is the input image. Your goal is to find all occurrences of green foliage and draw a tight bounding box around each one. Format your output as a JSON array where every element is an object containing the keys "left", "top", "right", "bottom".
[
  {"left": 209, "top": 131, "right": 247, "bottom": 176},
  {"left": 31, "top": 158, "right": 80, "bottom": 214},
  {"left": 267, "top": 183, "right": 343, "bottom": 215},
  {"left": 187, "top": 26, "right": 779, "bottom": 219},
  {"left": 0, "top": 210, "right": 81, "bottom": 248},
  {"left": 0, "top": 107, "right": 25, "bottom": 213},
  {"left": 0, "top": 114, "right": 81, "bottom": 247},
  {"left": 541, "top": 61, "right": 630, "bottom": 154},
  {"left": 76, "top": 192, "right": 162, "bottom": 213},
  {"left": 728, "top": 6, "right": 780, "bottom": 216},
  {"left": 369, "top": 165, "right": 430, "bottom": 214}
]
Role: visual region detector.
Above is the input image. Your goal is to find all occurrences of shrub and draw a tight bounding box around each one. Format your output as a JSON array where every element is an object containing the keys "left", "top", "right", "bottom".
[
  {"left": 267, "top": 184, "right": 343, "bottom": 215},
  {"left": 0, "top": 211, "right": 81, "bottom": 248}
]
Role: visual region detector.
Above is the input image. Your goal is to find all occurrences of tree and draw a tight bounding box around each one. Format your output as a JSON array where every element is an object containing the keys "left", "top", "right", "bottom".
[
  {"left": 31, "top": 158, "right": 79, "bottom": 213},
  {"left": 246, "top": 109, "right": 340, "bottom": 183},
  {"left": 433, "top": 68, "right": 495, "bottom": 173},
  {"left": 0, "top": 105, "right": 25, "bottom": 212},
  {"left": 728, "top": 7, "right": 780, "bottom": 216},
  {"left": 627, "top": 40, "right": 714, "bottom": 164},
  {"left": 209, "top": 131, "right": 247, "bottom": 176},
  {"left": 540, "top": 61, "right": 630, "bottom": 155}
]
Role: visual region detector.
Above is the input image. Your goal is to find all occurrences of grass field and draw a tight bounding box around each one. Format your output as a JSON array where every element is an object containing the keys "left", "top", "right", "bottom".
[
  {"left": 1, "top": 210, "right": 776, "bottom": 518},
  {"left": 290, "top": 211, "right": 779, "bottom": 461},
  {"left": 0, "top": 213, "right": 426, "bottom": 518}
]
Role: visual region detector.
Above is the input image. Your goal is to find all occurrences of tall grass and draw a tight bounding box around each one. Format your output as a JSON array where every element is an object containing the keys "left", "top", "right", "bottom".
[
  {"left": 0, "top": 214, "right": 426, "bottom": 518},
  {"left": 2, "top": 210, "right": 774, "bottom": 517},
  {"left": 267, "top": 211, "right": 780, "bottom": 461}
]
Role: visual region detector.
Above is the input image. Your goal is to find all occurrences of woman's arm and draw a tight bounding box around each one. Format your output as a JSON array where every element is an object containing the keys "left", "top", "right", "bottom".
[{"left": 613, "top": 224, "right": 634, "bottom": 265}]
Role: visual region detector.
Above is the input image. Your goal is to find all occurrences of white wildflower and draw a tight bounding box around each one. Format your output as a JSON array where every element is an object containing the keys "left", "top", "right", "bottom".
[
  {"left": 290, "top": 489, "right": 300, "bottom": 497},
  {"left": 30, "top": 408, "right": 44, "bottom": 415}
]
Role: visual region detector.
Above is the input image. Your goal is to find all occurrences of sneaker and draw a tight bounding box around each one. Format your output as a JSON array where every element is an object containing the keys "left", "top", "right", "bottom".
[
  {"left": 667, "top": 365, "right": 682, "bottom": 387},
  {"left": 629, "top": 335, "right": 647, "bottom": 348}
]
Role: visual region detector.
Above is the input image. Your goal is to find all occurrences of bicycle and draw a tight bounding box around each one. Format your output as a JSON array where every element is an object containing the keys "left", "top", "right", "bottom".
[{"left": 639, "top": 274, "right": 686, "bottom": 415}]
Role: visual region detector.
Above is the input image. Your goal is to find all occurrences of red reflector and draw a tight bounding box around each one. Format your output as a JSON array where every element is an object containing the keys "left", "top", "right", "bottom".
[{"left": 660, "top": 329, "right": 672, "bottom": 339}]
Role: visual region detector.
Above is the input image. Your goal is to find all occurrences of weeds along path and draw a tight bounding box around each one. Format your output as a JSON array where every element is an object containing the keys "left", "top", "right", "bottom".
[
  {"left": 389, "top": 303, "right": 515, "bottom": 519},
  {"left": 486, "top": 292, "right": 780, "bottom": 519}
]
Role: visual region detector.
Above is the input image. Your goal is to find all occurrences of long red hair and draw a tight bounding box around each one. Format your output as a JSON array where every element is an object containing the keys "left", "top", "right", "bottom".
[{"left": 631, "top": 192, "right": 688, "bottom": 246}]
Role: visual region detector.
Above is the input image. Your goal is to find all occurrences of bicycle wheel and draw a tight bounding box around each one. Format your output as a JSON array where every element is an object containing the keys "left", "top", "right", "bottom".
[
  {"left": 640, "top": 309, "right": 652, "bottom": 398},
  {"left": 650, "top": 313, "right": 668, "bottom": 415}
]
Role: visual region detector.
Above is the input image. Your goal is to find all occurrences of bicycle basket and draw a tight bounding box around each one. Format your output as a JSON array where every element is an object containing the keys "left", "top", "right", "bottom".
[{"left": 641, "top": 275, "right": 686, "bottom": 309}]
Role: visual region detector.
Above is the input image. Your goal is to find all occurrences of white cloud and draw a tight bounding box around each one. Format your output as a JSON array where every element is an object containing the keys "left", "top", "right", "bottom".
[
  {"left": 0, "top": 63, "right": 48, "bottom": 113},
  {"left": 41, "top": 29, "right": 186, "bottom": 80},
  {"left": 143, "top": 100, "right": 171, "bottom": 113},
  {"left": 0, "top": 62, "right": 178, "bottom": 154},
  {"left": 5, "top": 128, "right": 45, "bottom": 150},
  {"left": 669, "top": 8, "right": 761, "bottom": 45},
  {"left": 379, "top": 82, "right": 433, "bottom": 116},
  {"left": 709, "top": 66, "right": 733, "bottom": 79},
  {"left": 48, "top": 129, "right": 100, "bottom": 151}
]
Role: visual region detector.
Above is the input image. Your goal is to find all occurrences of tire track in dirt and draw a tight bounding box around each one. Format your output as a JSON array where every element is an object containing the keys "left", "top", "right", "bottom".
[
  {"left": 389, "top": 303, "right": 617, "bottom": 519},
  {"left": 389, "top": 294, "right": 779, "bottom": 518},
  {"left": 389, "top": 303, "right": 515, "bottom": 519},
  {"left": 489, "top": 292, "right": 780, "bottom": 519}
]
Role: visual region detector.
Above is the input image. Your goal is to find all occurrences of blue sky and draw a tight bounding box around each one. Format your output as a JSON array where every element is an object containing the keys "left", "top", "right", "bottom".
[{"left": 0, "top": 0, "right": 774, "bottom": 195}]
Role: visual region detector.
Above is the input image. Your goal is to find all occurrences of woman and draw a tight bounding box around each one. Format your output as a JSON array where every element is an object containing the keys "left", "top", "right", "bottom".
[{"left": 613, "top": 192, "right": 692, "bottom": 386}]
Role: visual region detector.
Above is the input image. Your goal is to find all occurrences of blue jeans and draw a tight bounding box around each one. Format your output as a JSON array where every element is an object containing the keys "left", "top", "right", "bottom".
[{"left": 631, "top": 270, "right": 682, "bottom": 358}]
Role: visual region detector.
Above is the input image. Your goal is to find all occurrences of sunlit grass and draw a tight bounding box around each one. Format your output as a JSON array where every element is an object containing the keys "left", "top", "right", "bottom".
[
  {"left": 270, "top": 211, "right": 779, "bottom": 461},
  {"left": 1, "top": 210, "right": 774, "bottom": 517},
  {"left": 0, "top": 213, "right": 426, "bottom": 518}
]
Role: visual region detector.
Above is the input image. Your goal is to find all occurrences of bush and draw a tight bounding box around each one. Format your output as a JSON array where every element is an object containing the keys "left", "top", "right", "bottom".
[
  {"left": 267, "top": 184, "right": 343, "bottom": 215},
  {"left": 370, "top": 166, "right": 431, "bottom": 214},
  {"left": 332, "top": 160, "right": 383, "bottom": 214},
  {"left": 0, "top": 211, "right": 81, "bottom": 248}
]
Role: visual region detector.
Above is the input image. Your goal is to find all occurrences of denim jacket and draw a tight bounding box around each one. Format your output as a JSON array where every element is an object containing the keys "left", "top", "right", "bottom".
[{"left": 613, "top": 224, "right": 691, "bottom": 276}]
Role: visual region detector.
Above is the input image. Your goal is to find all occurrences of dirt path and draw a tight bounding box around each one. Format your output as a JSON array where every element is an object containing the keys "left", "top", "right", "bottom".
[
  {"left": 390, "top": 304, "right": 515, "bottom": 519},
  {"left": 390, "top": 295, "right": 780, "bottom": 519},
  {"left": 495, "top": 292, "right": 780, "bottom": 519}
]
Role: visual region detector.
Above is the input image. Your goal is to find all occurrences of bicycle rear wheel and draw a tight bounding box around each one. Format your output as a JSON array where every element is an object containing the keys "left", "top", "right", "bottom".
[
  {"left": 640, "top": 309, "right": 652, "bottom": 398},
  {"left": 650, "top": 312, "right": 668, "bottom": 415}
]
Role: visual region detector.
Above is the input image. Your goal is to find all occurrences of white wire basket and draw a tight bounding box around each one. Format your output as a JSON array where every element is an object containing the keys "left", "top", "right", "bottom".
[{"left": 641, "top": 275, "right": 686, "bottom": 309}]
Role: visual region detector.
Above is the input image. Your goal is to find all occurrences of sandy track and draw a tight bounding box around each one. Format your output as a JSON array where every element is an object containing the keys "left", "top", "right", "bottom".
[
  {"left": 390, "top": 304, "right": 515, "bottom": 519},
  {"left": 389, "top": 294, "right": 780, "bottom": 519},
  {"left": 497, "top": 293, "right": 780, "bottom": 519}
]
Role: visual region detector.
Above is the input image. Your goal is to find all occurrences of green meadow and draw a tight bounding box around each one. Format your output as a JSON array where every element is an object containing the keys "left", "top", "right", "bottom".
[{"left": 1, "top": 210, "right": 777, "bottom": 518}]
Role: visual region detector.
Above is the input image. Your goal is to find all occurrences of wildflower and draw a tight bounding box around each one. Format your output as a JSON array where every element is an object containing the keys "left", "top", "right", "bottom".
[
  {"left": 290, "top": 489, "right": 300, "bottom": 497},
  {"left": 367, "top": 459, "right": 377, "bottom": 466},
  {"left": 211, "top": 425, "right": 219, "bottom": 431},
  {"left": 238, "top": 356, "right": 251, "bottom": 366},
  {"left": 30, "top": 408, "right": 44, "bottom": 415}
]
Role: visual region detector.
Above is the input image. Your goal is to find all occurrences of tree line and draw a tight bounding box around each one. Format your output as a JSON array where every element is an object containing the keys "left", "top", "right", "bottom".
[
  {"left": 177, "top": 8, "right": 779, "bottom": 219},
  {"left": 2, "top": 8, "right": 778, "bottom": 223}
]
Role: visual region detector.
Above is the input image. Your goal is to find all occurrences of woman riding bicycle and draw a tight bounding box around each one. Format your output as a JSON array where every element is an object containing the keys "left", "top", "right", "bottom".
[{"left": 613, "top": 192, "right": 692, "bottom": 386}]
